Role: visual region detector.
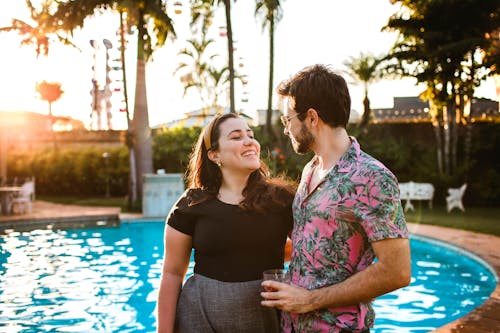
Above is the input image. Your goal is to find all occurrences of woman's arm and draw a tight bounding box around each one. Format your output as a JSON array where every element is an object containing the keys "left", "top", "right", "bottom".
[{"left": 157, "top": 226, "right": 192, "bottom": 333}]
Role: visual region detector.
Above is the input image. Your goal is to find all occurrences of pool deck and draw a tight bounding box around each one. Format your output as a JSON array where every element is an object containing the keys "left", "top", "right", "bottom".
[{"left": 0, "top": 201, "right": 499, "bottom": 332}]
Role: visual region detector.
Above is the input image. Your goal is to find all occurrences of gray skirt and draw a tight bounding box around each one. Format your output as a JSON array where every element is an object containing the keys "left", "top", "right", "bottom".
[{"left": 176, "top": 274, "right": 280, "bottom": 333}]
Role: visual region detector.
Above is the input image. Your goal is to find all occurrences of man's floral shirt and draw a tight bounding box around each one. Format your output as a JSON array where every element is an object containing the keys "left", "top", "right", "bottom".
[{"left": 282, "top": 137, "right": 409, "bottom": 333}]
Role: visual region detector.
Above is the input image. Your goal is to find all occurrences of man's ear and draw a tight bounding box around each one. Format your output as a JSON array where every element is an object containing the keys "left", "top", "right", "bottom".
[
  {"left": 307, "top": 108, "right": 320, "bottom": 126},
  {"left": 207, "top": 149, "right": 219, "bottom": 163}
]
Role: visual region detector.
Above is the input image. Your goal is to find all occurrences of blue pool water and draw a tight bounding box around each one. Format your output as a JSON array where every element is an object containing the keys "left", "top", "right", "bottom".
[{"left": 0, "top": 221, "right": 496, "bottom": 333}]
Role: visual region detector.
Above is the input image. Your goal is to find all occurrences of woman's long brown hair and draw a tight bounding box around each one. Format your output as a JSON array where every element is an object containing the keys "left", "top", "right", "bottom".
[{"left": 186, "top": 113, "right": 295, "bottom": 213}]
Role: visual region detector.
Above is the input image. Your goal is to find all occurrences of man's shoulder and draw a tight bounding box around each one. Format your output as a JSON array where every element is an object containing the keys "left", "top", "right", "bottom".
[{"left": 356, "top": 150, "right": 398, "bottom": 181}]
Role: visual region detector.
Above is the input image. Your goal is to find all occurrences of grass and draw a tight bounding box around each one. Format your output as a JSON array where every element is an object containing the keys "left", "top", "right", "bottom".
[
  {"left": 38, "top": 195, "right": 500, "bottom": 237},
  {"left": 404, "top": 204, "right": 500, "bottom": 237}
]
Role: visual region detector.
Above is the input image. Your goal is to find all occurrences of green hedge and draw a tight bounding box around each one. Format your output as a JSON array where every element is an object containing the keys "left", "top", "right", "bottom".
[
  {"left": 8, "top": 148, "right": 129, "bottom": 196},
  {"left": 6, "top": 122, "right": 499, "bottom": 206},
  {"left": 352, "top": 123, "right": 500, "bottom": 206}
]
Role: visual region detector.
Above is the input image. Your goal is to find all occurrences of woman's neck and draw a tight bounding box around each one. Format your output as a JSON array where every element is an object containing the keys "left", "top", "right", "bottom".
[{"left": 218, "top": 172, "right": 250, "bottom": 204}]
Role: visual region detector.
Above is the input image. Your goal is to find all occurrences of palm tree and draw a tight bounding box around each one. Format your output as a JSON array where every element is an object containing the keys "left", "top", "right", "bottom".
[
  {"left": 175, "top": 38, "right": 218, "bottom": 108},
  {"left": 255, "top": 0, "right": 283, "bottom": 141},
  {"left": 0, "top": 18, "right": 50, "bottom": 57},
  {"left": 51, "top": 0, "right": 176, "bottom": 204},
  {"left": 189, "top": 0, "right": 215, "bottom": 37},
  {"left": 222, "top": 0, "right": 236, "bottom": 113},
  {"left": 190, "top": 0, "right": 236, "bottom": 112},
  {"left": 343, "top": 52, "right": 383, "bottom": 128},
  {"left": 0, "top": 0, "right": 77, "bottom": 57},
  {"left": 206, "top": 65, "right": 232, "bottom": 108},
  {"left": 385, "top": 0, "right": 499, "bottom": 177},
  {"left": 36, "top": 81, "right": 63, "bottom": 149}
]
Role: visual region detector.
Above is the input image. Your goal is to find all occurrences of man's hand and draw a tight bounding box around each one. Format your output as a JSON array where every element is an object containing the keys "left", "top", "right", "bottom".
[{"left": 260, "top": 281, "right": 317, "bottom": 314}]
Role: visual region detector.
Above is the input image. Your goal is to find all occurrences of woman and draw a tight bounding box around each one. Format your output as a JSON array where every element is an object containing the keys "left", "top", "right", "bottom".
[{"left": 156, "top": 113, "right": 294, "bottom": 333}]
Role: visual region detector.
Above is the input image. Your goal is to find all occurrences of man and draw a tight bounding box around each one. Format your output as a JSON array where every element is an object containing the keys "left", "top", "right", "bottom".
[{"left": 261, "top": 64, "right": 411, "bottom": 333}]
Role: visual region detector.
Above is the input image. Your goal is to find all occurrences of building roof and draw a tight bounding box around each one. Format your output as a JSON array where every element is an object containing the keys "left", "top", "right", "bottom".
[
  {"left": 153, "top": 107, "right": 254, "bottom": 129},
  {"left": 372, "top": 97, "right": 499, "bottom": 123}
]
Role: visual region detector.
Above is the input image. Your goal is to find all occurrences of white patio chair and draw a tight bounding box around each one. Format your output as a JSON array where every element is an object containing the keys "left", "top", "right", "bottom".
[
  {"left": 446, "top": 183, "right": 467, "bottom": 213},
  {"left": 10, "top": 180, "right": 35, "bottom": 214}
]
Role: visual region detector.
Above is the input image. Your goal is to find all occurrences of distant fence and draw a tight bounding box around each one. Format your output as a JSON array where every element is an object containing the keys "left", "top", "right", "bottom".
[{"left": 6, "top": 130, "right": 125, "bottom": 151}]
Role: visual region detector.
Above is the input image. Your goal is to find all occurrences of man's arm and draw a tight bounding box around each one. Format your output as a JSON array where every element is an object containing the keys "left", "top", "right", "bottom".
[{"left": 261, "top": 237, "right": 411, "bottom": 313}]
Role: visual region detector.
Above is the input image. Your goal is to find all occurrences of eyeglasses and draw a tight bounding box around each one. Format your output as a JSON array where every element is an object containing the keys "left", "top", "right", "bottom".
[{"left": 280, "top": 113, "right": 300, "bottom": 127}]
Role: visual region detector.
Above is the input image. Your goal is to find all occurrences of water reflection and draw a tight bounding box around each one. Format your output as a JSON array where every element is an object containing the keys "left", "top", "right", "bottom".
[
  {"left": 0, "top": 224, "right": 496, "bottom": 333},
  {"left": 0, "top": 224, "right": 164, "bottom": 332}
]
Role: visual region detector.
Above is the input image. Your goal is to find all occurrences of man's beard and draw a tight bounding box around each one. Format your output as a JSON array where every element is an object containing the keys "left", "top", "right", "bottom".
[{"left": 293, "top": 123, "right": 315, "bottom": 155}]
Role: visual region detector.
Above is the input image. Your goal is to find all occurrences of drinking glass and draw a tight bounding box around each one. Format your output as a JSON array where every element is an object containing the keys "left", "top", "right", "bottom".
[{"left": 262, "top": 269, "right": 287, "bottom": 291}]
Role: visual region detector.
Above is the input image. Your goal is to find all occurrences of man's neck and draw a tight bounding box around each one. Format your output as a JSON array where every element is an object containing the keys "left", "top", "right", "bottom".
[{"left": 313, "top": 127, "right": 351, "bottom": 170}]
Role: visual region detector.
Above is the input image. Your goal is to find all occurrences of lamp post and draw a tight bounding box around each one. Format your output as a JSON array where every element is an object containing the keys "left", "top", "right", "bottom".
[
  {"left": 118, "top": 9, "right": 137, "bottom": 208},
  {"left": 89, "top": 39, "right": 101, "bottom": 130},
  {"left": 102, "top": 39, "right": 113, "bottom": 130},
  {"left": 102, "top": 152, "right": 110, "bottom": 198},
  {"left": 89, "top": 39, "right": 115, "bottom": 131}
]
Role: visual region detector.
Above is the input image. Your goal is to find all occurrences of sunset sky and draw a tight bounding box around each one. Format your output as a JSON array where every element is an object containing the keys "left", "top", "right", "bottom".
[{"left": 0, "top": 0, "right": 497, "bottom": 130}]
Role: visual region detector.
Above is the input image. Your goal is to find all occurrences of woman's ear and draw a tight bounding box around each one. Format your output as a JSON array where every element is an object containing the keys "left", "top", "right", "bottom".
[{"left": 207, "top": 149, "right": 219, "bottom": 164}]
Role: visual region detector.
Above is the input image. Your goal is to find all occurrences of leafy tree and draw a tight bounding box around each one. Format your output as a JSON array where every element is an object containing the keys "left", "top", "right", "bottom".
[
  {"left": 384, "top": 0, "right": 500, "bottom": 177},
  {"left": 343, "top": 52, "right": 384, "bottom": 129},
  {"left": 175, "top": 38, "right": 219, "bottom": 108},
  {"left": 36, "top": 80, "right": 63, "bottom": 149},
  {"left": 51, "top": 0, "right": 176, "bottom": 203},
  {"left": 255, "top": 0, "right": 284, "bottom": 141},
  {"left": 189, "top": 0, "right": 215, "bottom": 36},
  {"left": 0, "top": 0, "right": 77, "bottom": 57},
  {"left": 176, "top": 41, "right": 244, "bottom": 115},
  {"left": 189, "top": 0, "right": 237, "bottom": 112}
]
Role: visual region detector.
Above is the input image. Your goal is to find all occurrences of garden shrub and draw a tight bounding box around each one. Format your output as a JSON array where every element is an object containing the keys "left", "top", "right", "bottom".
[{"left": 6, "top": 122, "right": 499, "bottom": 206}]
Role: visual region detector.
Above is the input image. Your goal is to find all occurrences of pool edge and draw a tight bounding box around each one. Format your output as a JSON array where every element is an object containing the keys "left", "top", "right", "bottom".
[{"left": 408, "top": 223, "right": 500, "bottom": 332}]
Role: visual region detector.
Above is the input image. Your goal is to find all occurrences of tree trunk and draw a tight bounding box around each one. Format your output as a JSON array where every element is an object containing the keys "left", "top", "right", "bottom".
[
  {"left": 128, "top": 147, "right": 137, "bottom": 206},
  {"left": 224, "top": 0, "right": 235, "bottom": 113},
  {"left": 432, "top": 118, "right": 444, "bottom": 175},
  {"left": 48, "top": 101, "right": 58, "bottom": 150},
  {"left": 133, "top": 19, "right": 154, "bottom": 205},
  {"left": 463, "top": 95, "right": 472, "bottom": 181},
  {"left": 442, "top": 104, "right": 451, "bottom": 175},
  {"left": 359, "top": 92, "right": 371, "bottom": 129},
  {"left": 265, "top": 14, "right": 277, "bottom": 142},
  {"left": 0, "top": 130, "right": 7, "bottom": 181},
  {"left": 451, "top": 96, "right": 460, "bottom": 174},
  {"left": 120, "top": 10, "right": 137, "bottom": 208},
  {"left": 464, "top": 121, "right": 472, "bottom": 181}
]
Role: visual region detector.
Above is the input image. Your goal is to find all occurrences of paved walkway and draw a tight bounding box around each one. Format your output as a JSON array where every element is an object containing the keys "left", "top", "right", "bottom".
[
  {"left": 0, "top": 200, "right": 123, "bottom": 232},
  {"left": 0, "top": 201, "right": 499, "bottom": 332}
]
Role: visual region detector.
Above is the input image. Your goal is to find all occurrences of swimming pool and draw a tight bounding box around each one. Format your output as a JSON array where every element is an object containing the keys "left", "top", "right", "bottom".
[{"left": 0, "top": 221, "right": 496, "bottom": 333}]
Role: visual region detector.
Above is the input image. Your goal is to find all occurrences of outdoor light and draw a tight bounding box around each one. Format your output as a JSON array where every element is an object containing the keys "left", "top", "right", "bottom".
[
  {"left": 103, "top": 39, "right": 112, "bottom": 49},
  {"left": 174, "top": 1, "right": 182, "bottom": 15},
  {"left": 102, "top": 152, "right": 110, "bottom": 198},
  {"left": 219, "top": 26, "right": 227, "bottom": 37}
]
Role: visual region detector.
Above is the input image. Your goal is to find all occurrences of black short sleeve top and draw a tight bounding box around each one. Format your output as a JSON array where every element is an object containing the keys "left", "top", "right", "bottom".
[{"left": 167, "top": 189, "right": 293, "bottom": 282}]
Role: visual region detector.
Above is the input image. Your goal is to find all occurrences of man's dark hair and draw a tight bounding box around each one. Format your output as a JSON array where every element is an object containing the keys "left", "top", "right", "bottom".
[{"left": 277, "top": 64, "right": 351, "bottom": 128}]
